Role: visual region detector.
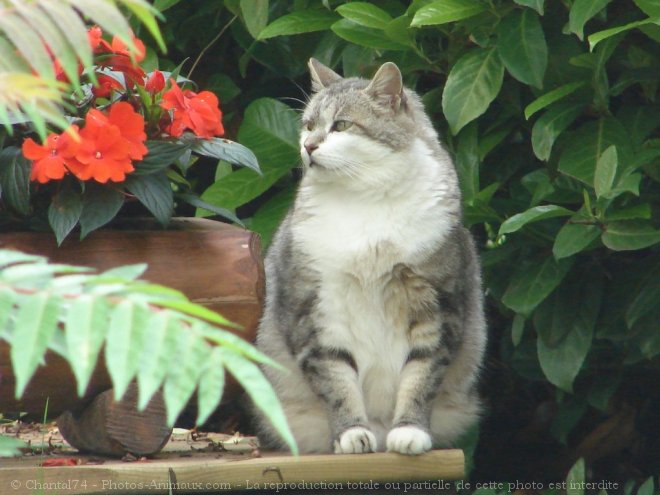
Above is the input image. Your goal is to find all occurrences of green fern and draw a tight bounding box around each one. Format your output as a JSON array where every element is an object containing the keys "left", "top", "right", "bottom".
[
  {"left": 0, "top": 0, "right": 165, "bottom": 138},
  {"left": 0, "top": 249, "right": 298, "bottom": 456}
]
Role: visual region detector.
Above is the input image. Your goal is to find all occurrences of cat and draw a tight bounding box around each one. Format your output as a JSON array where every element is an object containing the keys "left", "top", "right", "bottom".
[{"left": 252, "top": 58, "right": 487, "bottom": 455}]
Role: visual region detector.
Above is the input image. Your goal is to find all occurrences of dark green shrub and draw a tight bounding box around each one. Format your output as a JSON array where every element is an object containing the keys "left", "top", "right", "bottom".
[{"left": 149, "top": 0, "right": 660, "bottom": 482}]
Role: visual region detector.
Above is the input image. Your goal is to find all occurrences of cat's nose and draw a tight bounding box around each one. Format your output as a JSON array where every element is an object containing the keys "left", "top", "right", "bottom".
[{"left": 305, "top": 142, "right": 319, "bottom": 155}]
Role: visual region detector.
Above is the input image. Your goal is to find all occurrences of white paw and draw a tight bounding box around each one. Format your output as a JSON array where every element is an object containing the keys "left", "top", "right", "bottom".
[
  {"left": 386, "top": 425, "right": 432, "bottom": 455},
  {"left": 334, "top": 427, "right": 377, "bottom": 454}
]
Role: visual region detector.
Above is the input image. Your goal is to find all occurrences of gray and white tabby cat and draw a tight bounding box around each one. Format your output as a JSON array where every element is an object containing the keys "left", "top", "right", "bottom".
[{"left": 253, "top": 59, "right": 486, "bottom": 455}]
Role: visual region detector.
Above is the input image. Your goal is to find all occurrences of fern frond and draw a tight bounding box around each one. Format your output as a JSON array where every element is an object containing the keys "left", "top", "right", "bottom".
[
  {"left": 0, "top": 248, "right": 299, "bottom": 455},
  {"left": 0, "top": 0, "right": 163, "bottom": 138}
]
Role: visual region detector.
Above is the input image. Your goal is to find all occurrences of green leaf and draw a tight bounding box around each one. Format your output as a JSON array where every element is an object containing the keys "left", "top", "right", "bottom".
[
  {"left": 511, "top": 314, "right": 526, "bottom": 346},
  {"left": 336, "top": 2, "right": 392, "bottom": 29},
  {"left": 125, "top": 172, "right": 174, "bottom": 226},
  {"left": 634, "top": 0, "right": 660, "bottom": 17},
  {"left": 637, "top": 478, "right": 655, "bottom": 495},
  {"left": 191, "top": 138, "right": 261, "bottom": 175},
  {"left": 250, "top": 186, "right": 295, "bottom": 248},
  {"left": 625, "top": 266, "right": 660, "bottom": 328},
  {"left": 79, "top": 184, "right": 124, "bottom": 239},
  {"left": 384, "top": 16, "right": 414, "bottom": 46},
  {"left": 442, "top": 48, "right": 504, "bottom": 135},
  {"left": 151, "top": 298, "right": 235, "bottom": 328},
  {"left": 179, "top": 193, "right": 243, "bottom": 226},
  {"left": 0, "top": 288, "right": 14, "bottom": 340},
  {"left": 499, "top": 205, "right": 572, "bottom": 236},
  {"left": 524, "top": 81, "right": 586, "bottom": 120},
  {"left": 553, "top": 221, "right": 601, "bottom": 259},
  {"left": 602, "top": 220, "right": 660, "bottom": 251},
  {"left": 588, "top": 18, "right": 656, "bottom": 51},
  {"left": 154, "top": 0, "right": 183, "bottom": 11},
  {"left": 558, "top": 118, "right": 630, "bottom": 186},
  {"left": 220, "top": 348, "right": 298, "bottom": 454},
  {"left": 258, "top": 10, "right": 339, "bottom": 39},
  {"left": 531, "top": 104, "right": 584, "bottom": 161},
  {"left": 594, "top": 145, "right": 618, "bottom": 198},
  {"left": 502, "top": 257, "right": 573, "bottom": 316},
  {"left": 133, "top": 141, "right": 191, "bottom": 175},
  {"left": 0, "top": 147, "right": 30, "bottom": 216},
  {"left": 105, "top": 301, "right": 150, "bottom": 401},
  {"left": 201, "top": 98, "right": 299, "bottom": 210},
  {"left": 331, "top": 19, "right": 409, "bottom": 50},
  {"left": 137, "top": 312, "right": 179, "bottom": 410},
  {"left": 163, "top": 326, "right": 210, "bottom": 425},
  {"left": 455, "top": 123, "right": 480, "bottom": 205},
  {"left": 568, "top": 0, "right": 612, "bottom": 40},
  {"left": 196, "top": 348, "right": 225, "bottom": 425},
  {"left": 605, "top": 203, "right": 652, "bottom": 221},
  {"left": 497, "top": 10, "right": 547, "bottom": 88},
  {"left": 48, "top": 185, "right": 83, "bottom": 246},
  {"left": 64, "top": 295, "right": 109, "bottom": 396},
  {"left": 566, "top": 458, "right": 585, "bottom": 495},
  {"left": 513, "top": 0, "right": 544, "bottom": 15},
  {"left": 411, "top": 0, "right": 487, "bottom": 26},
  {"left": 240, "top": 0, "right": 269, "bottom": 38},
  {"left": 11, "top": 293, "right": 60, "bottom": 397},
  {"left": 536, "top": 271, "right": 600, "bottom": 392}
]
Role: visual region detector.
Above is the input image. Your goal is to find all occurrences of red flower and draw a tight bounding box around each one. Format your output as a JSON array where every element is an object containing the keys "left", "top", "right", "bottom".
[
  {"left": 92, "top": 28, "right": 146, "bottom": 86},
  {"left": 161, "top": 79, "right": 224, "bottom": 138},
  {"left": 22, "top": 129, "right": 79, "bottom": 184},
  {"left": 145, "top": 70, "right": 165, "bottom": 95},
  {"left": 92, "top": 74, "right": 123, "bottom": 98},
  {"left": 67, "top": 109, "right": 133, "bottom": 183},
  {"left": 88, "top": 26, "right": 111, "bottom": 53},
  {"left": 107, "top": 102, "right": 148, "bottom": 160},
  {"left": 66, "top": 103, "right": 146, "bottom": 183}
]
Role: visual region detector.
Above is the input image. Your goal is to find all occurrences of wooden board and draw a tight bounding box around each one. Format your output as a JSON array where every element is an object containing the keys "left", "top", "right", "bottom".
[{"left": 0, "top": 449, "right": 464, "bottom": 494}]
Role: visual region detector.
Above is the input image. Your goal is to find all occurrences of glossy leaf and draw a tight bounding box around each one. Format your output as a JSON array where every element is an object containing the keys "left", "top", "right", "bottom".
[
  {"left": 524, "top": 82, "right": 586, "bottom": 120},
  {"left": 502, "top": 257, "right": 573, "bottom": 316},
  {"left": 79, "top": 184, "right": 124, "bottom": 239},
  {"left": 331, "top": 19, "right": 408, "bottom": 51},
  {"left": 594, "top": 145, "right": 618, "bottom": 198},
  {"left": 258, "top": 10, "right": 339, "bottom": 39},
  {"left": 497, "top": 10, "right": 547, "bottom": 88},
  {"left": 602, "top": 220, "right": 660, "bottom": 251},
  {"left": 0, "top": 147, "right": 30, "bottom": 216},
  {"left": 240, "top": 0, "right": 269, "bottom": 38},
  {"left": 513, "top": 0, "right": 544, "bottom": 15},
  {"left": 442, "top": 48, "right": 504, "bottom": 135},
  {"left": 411, "top": 0, "right": 487, "bottom": 26},
  {"left": 531, "top": 103, "right": 583, "bottom": 161},
  {"left": 568, "top": 0, "right": 612, "bottom": 40},
  {"left": 133, "top": 141, "right": 191, "bottom": 176},
  {"left": 558, "top": 118, "right": 630, "bottom": 186},
  {"left": 499, "top": 205, "right": 572, "bottom": 236},
  {"left": 125, "top": 172, "right": 174, "bottom": 226},
  {"left": 48, "top": 185, "right": 83, "bottom": 245},
  {"left": 191, "top": 138, "right": 261, "bottom": 175},
  {"left": 196, "top": 348, "right": 225, "bottom": 425},
  {"left": 589, "top": 18, "right": 656, "bottom": 51},
  {"left": 553, "top": 221, "right": 601, "bottom": 259},
  {"left": 336, "top": 2, "right": 392, "bottom": 29}
]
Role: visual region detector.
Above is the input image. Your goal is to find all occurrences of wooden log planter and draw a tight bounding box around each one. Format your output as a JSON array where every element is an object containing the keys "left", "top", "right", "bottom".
[{"left": 0, "top": 218, "right": 264, "bottom": 455}]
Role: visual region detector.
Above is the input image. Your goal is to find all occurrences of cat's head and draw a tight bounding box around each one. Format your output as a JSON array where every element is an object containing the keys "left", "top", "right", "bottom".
[{"left": 300, "top": 59, "right": 424, "bottom": 185}]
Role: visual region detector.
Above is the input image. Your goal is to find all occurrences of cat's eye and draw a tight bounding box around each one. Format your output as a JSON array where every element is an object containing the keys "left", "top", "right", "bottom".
[
  {"left": 332, "top": 120, "right": 353, "bottom": 132},
  {"left": 305, "top": 121, "right": 313, "bottom": 131}
]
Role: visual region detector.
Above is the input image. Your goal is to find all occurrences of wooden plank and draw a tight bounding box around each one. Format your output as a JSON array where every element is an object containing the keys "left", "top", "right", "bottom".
[{"left": 0, "top": 450, "right": 464, "bottom": 494}]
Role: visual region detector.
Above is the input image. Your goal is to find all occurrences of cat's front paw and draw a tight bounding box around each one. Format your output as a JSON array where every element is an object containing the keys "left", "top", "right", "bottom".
[
  {"left": 334, "top": 427, "right": 377, "bottom": 454},
  {"left": 386, "top": 425, "right": 432, "bottom": 455}
]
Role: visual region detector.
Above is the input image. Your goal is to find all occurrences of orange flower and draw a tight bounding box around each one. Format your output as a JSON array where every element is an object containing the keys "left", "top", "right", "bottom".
[
  {"left": 107, "top": 102, "right": 148, "bottom": 160},
  {"left": 92, "top": 27, "right": 146, "bottom": 86},
  {"left": 161, "top": 79, "right": 224, "bottom": 138},
  {"left": 66, "top": 103, "right": 146, "bottom": 183},
  {"left": 67, "top": 110, "right": 133, "bottom": 183},
  {"left": 22, "top": 129, "right": 79, "bottom": 184},
  {"left": 92, "top": 74, "right": 123, "bottom": 98}
]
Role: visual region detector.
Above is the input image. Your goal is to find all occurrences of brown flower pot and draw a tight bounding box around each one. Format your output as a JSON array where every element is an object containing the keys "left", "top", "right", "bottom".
[{"left": 0, "top": 218, "right": 264, "bottom": 417}]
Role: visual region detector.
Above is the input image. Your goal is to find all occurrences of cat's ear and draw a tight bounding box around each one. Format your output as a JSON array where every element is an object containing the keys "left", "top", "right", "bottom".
[
  {"left": 308, "top": 58, "right": 342, "bottom": 92},
  {"left": 365, "top": 62, "right": 404, "bottom": 111}
]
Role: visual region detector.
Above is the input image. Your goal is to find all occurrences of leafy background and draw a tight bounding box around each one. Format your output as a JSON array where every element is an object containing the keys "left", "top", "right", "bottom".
[
  {"left": 142, "top": 0, "right": 660, "bottom": 485},
  {"left": 0, "top": 0, "right": 658, "bottom": 488}
]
